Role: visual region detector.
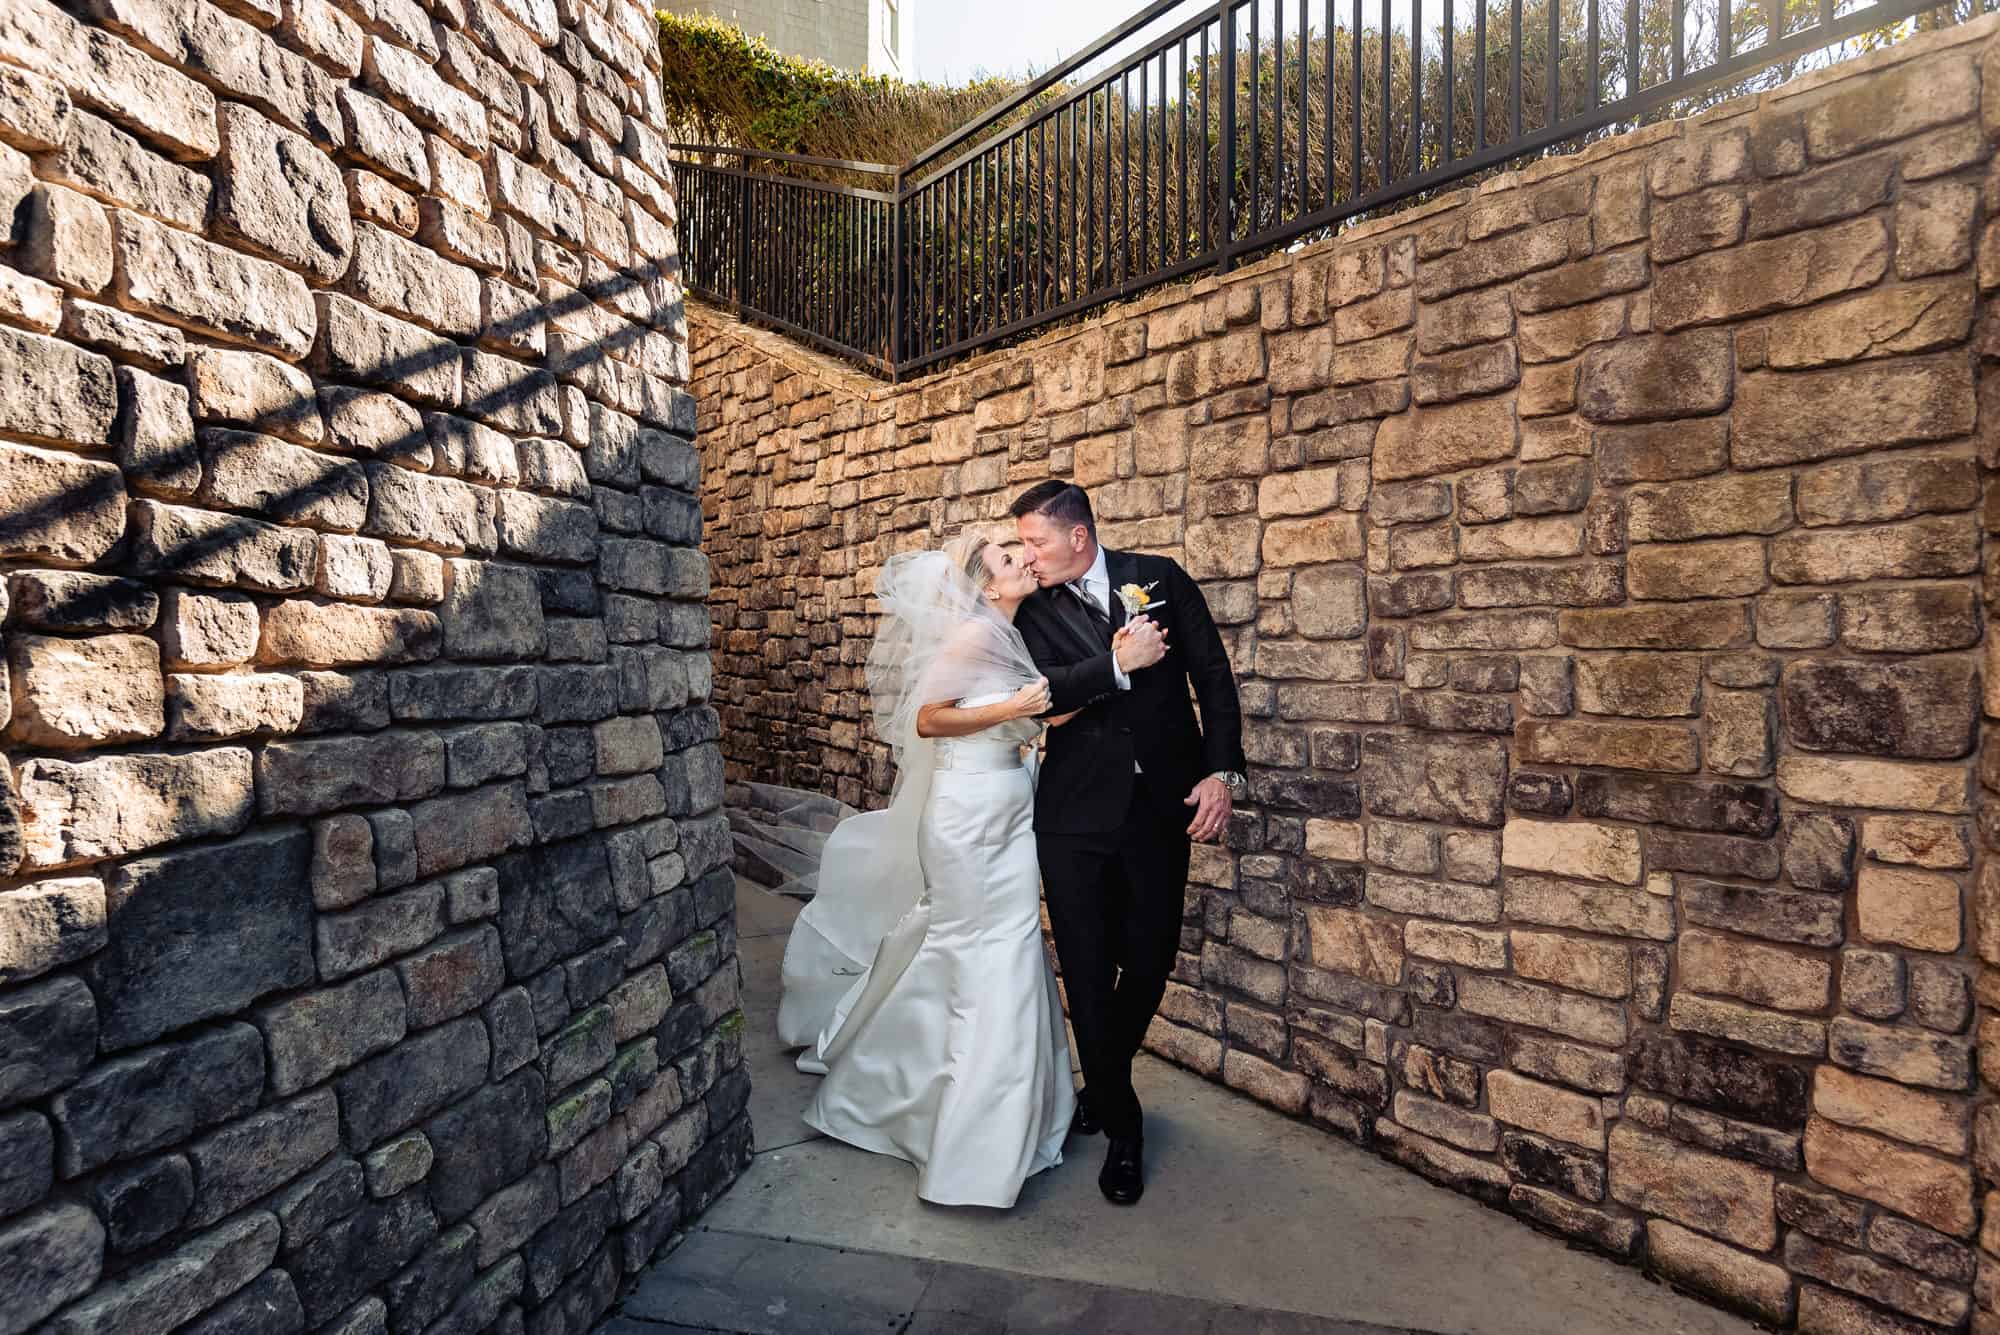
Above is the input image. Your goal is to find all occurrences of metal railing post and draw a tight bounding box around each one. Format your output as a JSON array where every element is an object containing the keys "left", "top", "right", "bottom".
[
  {"left": 890, "top": 171, "right": 906, "bottom": 376},
  {"left": 734, "top": 169, "right": 750, "bottom": 312},
  {"left": 1218, "top": 1, "right": 1236, "bottom": 274}
]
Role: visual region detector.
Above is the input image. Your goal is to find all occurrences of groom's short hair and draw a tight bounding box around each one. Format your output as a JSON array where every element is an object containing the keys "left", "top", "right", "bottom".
[{"left": 1010, "top": 481, "right": 1095, "bottom": 537}]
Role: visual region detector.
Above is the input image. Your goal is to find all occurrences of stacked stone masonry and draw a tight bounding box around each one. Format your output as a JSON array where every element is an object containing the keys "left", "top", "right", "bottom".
[
  {"left": 0, "top": 0, "right": 745, "bottom": 1329},
  {"left": 696, "top": 17, "right": 2000, "bottom": 1332}
]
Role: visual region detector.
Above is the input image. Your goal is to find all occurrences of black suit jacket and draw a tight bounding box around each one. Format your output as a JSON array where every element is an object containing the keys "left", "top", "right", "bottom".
[{"left": 1016, "top": 549, "right": 1246, "bottom": 836}]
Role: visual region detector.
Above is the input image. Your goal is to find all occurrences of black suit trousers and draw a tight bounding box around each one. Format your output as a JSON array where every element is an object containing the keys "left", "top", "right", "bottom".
[{"left": 1036, "top": 768, "right": 1191, "bottom": 1140}]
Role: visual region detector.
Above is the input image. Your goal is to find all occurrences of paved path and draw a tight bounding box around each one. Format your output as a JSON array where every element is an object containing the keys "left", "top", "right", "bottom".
[{"left": 602, "top": 883, "right": 1761, "bottom": 1335}]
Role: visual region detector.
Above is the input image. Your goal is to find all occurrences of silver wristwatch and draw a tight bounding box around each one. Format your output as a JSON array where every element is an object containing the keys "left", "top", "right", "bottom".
[{"left": 1212, "top": 770, "right": 1247, "bottom": 794}]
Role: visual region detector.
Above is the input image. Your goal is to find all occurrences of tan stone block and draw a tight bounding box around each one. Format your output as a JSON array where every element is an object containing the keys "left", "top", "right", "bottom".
[
  {"left": 1333, "top": 287, "right": 1414, "bottom": 343},
  {"left": 1388, "top": 522, "right": 1456, "bottom": 570},
  {"left": 1405, "top": 921, "right": 1507, "bottom": 969},
  {"left": 1609, "top": 1124, "right": 1776, "bottom": 1250},
  {"left": 1771, "top": 515, "right": 1978, "bottom": 585},
  {"left": 1257, "top": 467, "right": 1341, "bottom": 518},
  {"left": 1304, "top": 819, "right": 1362, "bottom": 862},
  {"left": 0, "top": 444, "right": 126, "bottom": 565},
  {"left": 1458, "top": 974, "right": 1626, "bottom": 1045},
  {"left": 1290, "top": 566, "right": 1365, "bottom": 639},
  {"left": 1575, "top": 653, "right": 1701, "bottom": 718},
  {"left": 1458, "top": 516, "right": 1582, "bottom": 562},
  {"left": 1766, "top": 279, "right": 1972, "bottom": 369},
  {"left": 1364, "top": 871, "right": 1501, "bottom": 923},
  {"left": 1392, "top": 1091, "right": 1497, "bottom": 1152},
  {"left": 0, "top": 263, "right": 61, "bottom": 332},
  {"left": 1518, "top": 296, "right": 1626, "bottom": 364},
  {"left": 1669, "top": 992, "right": 1826, "bottom": 1056},
  {"left": 1655, "top": 217, "right": 1888, "bottom": 331},
  {"left": 1517, "top": 416, "right": 1590, "bottom": 462},
  {"left": 165, "top": 672, "right": 305, "bottom": 741},
  {"left": 1517, "top": 362, "right": 1577, "bottom": 418},
  {"left": 1705, "top": 688, "right": 1773, "bottom": 778},
  {"left": 1262, "top": 513, "right": 1362, "bottom": 567},
  {"left": 1595, "top": 419, "right": 1729, "bottom": 484},
  {"left": 1488, "top": 1069, "right": 1606, "bottom": 1149},
  {"left": 1575, "top": 332, "right": 1734, "bottom": 431},
  {"left": 1734, "top": 357, "right": 1974, "bottom": 469},
  {"left": 1502, "top": 818, "right": 1641, "bottom": 885},
  {"left": 160, "top": 591, "right": 259, "bottom": 670},
  {"left": 1415, "top": 287, "right": 1513, "bottom": 354},
  {"left": 1856, "top": 866, "right": 1961, "bottom": 952},
  {"left": 113, "top": 211, "right": 316, "bottom": 360},
  {"left": 0, "top": 876, "right": 105, "bottom": 985},
  {"left": 20, "top": 750, "right": 254, "bottom": 870},
  {"left": 1813, "top": 1067, "right": 1968, "bottom": 1155},
  {"left": 259, "top": 600, "right": 440, "bottom": 669},
  {"left": 1303, "top": 906, "right": 1404, "bottom": 986},
  {"left": 1795, "top": 451, "right": 1977, "bottom": 529},
  {"left": 1510, "top": 931, "right": 1630, "bottom": 998},
  {"left": 1504, "top": 873, "right": 1675, "bottom": 940},
  {"left": 1861, "top": 816, "right": 1970, "bottom": 869},
  {"left": 8, "top": 633, "right": 162, "bottom": 748},
  {"left": 1804, "top": 1116, "right": 1974, "bottom": 1238},
  {"left": 1627, "top": 538, "right": 1767, "bottom": 601},
  {"left": 1777, "top": 756, "right": 1969, "bottom": 813},
  {"left": 1189, "top": 416, "right": 1269, "bottom": 480},
  {"left": 1651, "top": 188, "right": 1747, "bottom": 263},
  {"left": 1896, "top": 180, "right": 1977, "bottom": 279},
  {"left": 1516, "top": 719, "right": 1699, "bottom": 772},
  {"left": 1803, "top": 53, "right": 1976, "bottom": 160},
  {"left": 1371, "top": 394, "right": 1517, "bottom": 482},
  {"left": 1679, "top": 928, "right": 1831, "bottom": 1013},
  {"left": 1646, "top": 1221, "right": 1794, "bottom": 1326},
  {"left": 1627, "top": 472, "right": 1792, "bottom": 541}
]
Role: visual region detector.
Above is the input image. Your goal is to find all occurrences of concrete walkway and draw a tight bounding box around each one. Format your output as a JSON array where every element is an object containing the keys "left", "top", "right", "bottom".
[{"left": 602, "top": 883, "right": 1762, "bottom": 1335}]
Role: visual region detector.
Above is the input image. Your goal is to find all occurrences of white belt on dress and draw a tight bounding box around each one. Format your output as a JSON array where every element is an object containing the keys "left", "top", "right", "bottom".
[{"left": 934, "top": 744, "right": 1026, "bottom": 773}]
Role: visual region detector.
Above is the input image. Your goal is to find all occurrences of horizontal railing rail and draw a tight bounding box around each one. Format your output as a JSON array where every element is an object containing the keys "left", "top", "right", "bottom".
[{"left": 671, "top": 0, "right": 1977, "bottom": 377}]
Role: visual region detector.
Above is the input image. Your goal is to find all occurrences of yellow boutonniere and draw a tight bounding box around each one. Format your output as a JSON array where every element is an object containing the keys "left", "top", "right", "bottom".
[{"left": 1115, "top": 581, "right": 1160, "bottom": 617}]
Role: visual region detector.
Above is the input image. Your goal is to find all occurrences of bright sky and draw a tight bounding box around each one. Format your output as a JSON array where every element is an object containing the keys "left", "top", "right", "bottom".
[{"left": 915, "top": 1, "right": 1174, "bottom": 84}]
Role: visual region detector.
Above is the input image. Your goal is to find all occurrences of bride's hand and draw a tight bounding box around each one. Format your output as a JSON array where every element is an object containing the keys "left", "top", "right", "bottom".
[{"left": 1007, "top": 677, "right": 1051, "bottom": 719}]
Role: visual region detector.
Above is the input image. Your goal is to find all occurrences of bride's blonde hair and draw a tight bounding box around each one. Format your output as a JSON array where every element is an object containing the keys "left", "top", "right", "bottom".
[{"left": 945, "top": 531, "right": 995, "bottom": 590}]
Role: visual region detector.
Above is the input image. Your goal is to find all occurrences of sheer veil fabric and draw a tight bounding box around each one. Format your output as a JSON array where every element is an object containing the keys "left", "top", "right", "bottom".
[{"left": 775, "top": 538, "right": 1045, "bottom": 1058}]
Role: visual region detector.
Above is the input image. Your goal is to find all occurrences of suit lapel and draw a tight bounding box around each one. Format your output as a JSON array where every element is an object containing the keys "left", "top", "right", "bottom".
[
  {"left": 1034, "top": 586, "right": 1103, "bottom": 660},
  {"left": 1104, "top": 549, "right": 1134, "bottom": 633}
]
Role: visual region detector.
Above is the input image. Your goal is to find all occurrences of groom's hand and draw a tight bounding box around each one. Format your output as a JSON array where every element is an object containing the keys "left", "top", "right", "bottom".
[
  {"left": 1184, "top": 776, "right": 1232, "bottom": 842},
  {"left": 1114, "top": 618, "right": 1167, "bottom": 673}
]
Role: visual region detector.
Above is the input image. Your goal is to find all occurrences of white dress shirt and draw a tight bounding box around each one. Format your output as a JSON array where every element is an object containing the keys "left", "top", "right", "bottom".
[{"left": 1070, "top": 546, "right": 1131, "bottom": 691}]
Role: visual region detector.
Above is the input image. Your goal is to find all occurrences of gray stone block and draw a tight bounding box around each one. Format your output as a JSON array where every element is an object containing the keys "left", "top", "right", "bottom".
[
  {"left": 0, "top": 1201, "right": 104, "bottom": 1335},
  {"left": 51, "top": 1022, "right": 262, "bottom": 1176},
  {"left": 186, "top": 1089, "right": 340, "bottom": 1227},
  {"left": 89, "top": 1152, "right": 191, "bottom": 1252},
  {"left": 44, "top": 1211, "right": 276, "bottom": 1335},
  {"left": 285, "top": 1190, "right": 436, "bottom": 1325},
  {"left": 335, "top": 1016, "right": 489, "bottom": 1148},
  {"left": 89, "top": 827, "right": 313, "bottom": 1050}
]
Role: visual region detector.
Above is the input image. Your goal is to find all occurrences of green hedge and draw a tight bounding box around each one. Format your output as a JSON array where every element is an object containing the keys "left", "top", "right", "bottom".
[{"left": 656, "top": 13, "right": 1026, "bottom": 168}]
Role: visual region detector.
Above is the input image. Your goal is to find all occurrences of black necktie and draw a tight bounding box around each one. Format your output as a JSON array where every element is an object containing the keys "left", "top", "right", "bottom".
[{"left": 1069, "top": 581, "right": 1112, "bottom": 644}]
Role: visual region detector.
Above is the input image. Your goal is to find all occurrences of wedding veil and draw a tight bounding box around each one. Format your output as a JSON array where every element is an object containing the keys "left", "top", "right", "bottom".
[{"left": 774, "top": 535, "right": 1044, "bottom": 1051}]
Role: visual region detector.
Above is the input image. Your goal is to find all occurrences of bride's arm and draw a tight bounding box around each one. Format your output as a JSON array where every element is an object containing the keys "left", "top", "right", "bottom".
[{"left": 915, "top": 679, "right": 1050, "bottom": 738}]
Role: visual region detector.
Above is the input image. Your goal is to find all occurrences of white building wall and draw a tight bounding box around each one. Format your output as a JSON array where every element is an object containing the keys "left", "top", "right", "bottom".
[{"left": 665, "top": 0, "right": 913, "bottom": 77}]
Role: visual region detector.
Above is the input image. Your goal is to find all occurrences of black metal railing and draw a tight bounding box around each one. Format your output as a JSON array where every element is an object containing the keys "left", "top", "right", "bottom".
[{"left": 673, "top": 0, "right": 1976, "bottom": 377}]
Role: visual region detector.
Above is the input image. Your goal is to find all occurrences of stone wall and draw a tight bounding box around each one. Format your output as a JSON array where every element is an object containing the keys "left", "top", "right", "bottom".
[
  {"left": 0, "top": 0, "right": 744, "bottom": 1329},
  {"left": 695, "top": 18, "right": 2000, "bottom": 1330}
]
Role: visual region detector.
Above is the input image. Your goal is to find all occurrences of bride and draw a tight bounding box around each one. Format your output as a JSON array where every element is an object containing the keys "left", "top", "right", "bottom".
[{"left": 776, "top": 530, "right": 1077, "bottom": 1208}]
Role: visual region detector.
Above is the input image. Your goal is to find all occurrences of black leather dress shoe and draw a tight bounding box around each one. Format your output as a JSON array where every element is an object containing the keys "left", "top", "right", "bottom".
[
  {"left": 1070, "top": 1092, "right": 1100, "bottom": 1137},
  {"left": 1099, "top": 1135, "right": 1143, "bottom": 1205}
]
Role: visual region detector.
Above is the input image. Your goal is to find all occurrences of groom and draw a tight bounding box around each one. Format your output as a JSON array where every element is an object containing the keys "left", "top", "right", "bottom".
[{"left": 1010, "top": 481, "right": 1246, "bottom": 1205}]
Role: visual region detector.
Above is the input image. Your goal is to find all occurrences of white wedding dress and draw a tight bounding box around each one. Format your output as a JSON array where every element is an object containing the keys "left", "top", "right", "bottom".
[{"left": 782, "top": 693, "right": 1075, "bottom": 1208}]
